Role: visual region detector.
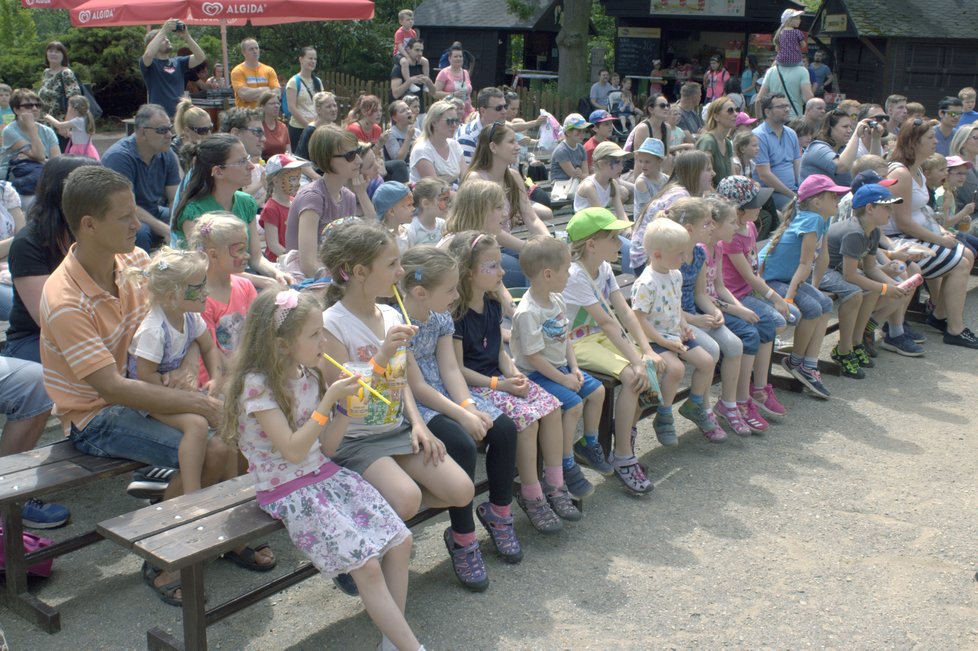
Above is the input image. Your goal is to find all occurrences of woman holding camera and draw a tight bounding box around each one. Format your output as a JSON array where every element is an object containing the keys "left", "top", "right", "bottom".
[{"left": 800, "top": 110, "right": 881, "bottom": 186}]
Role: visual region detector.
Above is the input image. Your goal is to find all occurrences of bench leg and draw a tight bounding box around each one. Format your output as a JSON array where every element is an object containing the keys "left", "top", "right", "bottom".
[
  {"left": 147, "top": 563, "right": 207, "bottom": 651},
  {"left": 0, "top": 503, "right": 61, "bottom": 634}
]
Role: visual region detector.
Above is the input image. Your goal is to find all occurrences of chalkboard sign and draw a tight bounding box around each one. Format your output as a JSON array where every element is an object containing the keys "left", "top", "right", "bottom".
[{"left": 616, "top": 27, "right": 661, "bottom": 77}]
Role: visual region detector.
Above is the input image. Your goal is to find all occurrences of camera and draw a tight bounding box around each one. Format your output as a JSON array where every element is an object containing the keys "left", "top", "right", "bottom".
[
  {"left": 174, "top": 20, "right": 186, "bottom": 32},
  {"left": 868, "top": 120, "right": 878, "bottom": 129}
]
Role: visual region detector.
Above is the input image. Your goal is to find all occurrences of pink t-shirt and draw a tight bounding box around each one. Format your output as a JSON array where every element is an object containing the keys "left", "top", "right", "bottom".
[
  {"left": 200, "top": 274, "right": 257, "bottom": 385},
  {"left": 260, "top": 197, "right": 289, "bottom": 262},
  {"left": 720, "top": 221, "right": 758, "bottom": 300},
  {"left": 435, "top": 67, "right": 473, "bottom": 119},
  {"left": 703, "top": 242, "right": 721, "bottom": 299}
]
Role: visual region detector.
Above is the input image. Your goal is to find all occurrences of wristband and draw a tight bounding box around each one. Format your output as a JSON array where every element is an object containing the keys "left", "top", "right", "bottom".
[
  {"left": 765, "top": 288, "right": 775, "bottom": 299},
  {"left": 880, "top": 283, "right": 888, "bottom": 296},
  {"left": 490, "top": 376, "right": 499, "bottom": 390},
  {"left": 310, "top": 410, "right": 329, "bottom": 426},
  {"left": 369, "top": 357, "right": 386, "bottom": 376},
  {"left": 784, "top": 297, "right": 794, "bottom": 304},
  {"left": 459, "top": 398, "right": 474, "bottom": 408}
]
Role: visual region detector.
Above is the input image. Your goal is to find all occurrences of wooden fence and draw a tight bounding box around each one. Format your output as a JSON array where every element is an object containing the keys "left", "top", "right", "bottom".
[{"left": 320, "top": 70, "right": 578, "bottom": 123}]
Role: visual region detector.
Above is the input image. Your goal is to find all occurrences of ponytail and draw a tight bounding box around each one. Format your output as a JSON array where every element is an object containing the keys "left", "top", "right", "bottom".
[{"left": 765, "top": 198, "right": 798, "bottom": 256}]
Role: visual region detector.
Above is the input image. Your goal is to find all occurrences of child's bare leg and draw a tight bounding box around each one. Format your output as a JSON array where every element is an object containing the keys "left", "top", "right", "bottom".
[
  {"left": 351, "top": 551, "right": 420, "bottom": 651},
  {"left": 514, "top": 421, "right": 540, "bottom": 488},
  {"left": 363, "top": 457, "right": 423, "bottom": 519},
  {"left": 736, "top": 354, "right": 756, "bottom": 402},
  {"left": 836, "top": 293, "right": 864, "bottom": 353},
  {"left": 561, "top": 402, "right": 583, "bottom": 458},
  {"left": 752, "top": 342, "right": 774, "bottom": 388},
  {"left": 682, "top": 346, "right": 716, "bottom": 408},
  {"left": 582, "top": 385, "right": 605, "bottom": 435},
  {"left": 804, "top": 313, "right": 831, "bottom": 358},
  {"left": 149, "top": 412, "right": 213, "bottom": 493},
  {"left": 613, "top": 364, "right": 644, "bottom": 458},
  {"left": 397, "top": 452, "right": 474, "bottom": 510},
  {"left": 718, "top": 348, "right": 741, "bottom": 403},
  {"left": 538, "top": 408, "right": 563, "bottom": 469},
  {"left": 655, "top": 351, "right": 683, "bottom": 407},
  {"left": 853, "top": 290, "right": 880, "bottom": 338}
]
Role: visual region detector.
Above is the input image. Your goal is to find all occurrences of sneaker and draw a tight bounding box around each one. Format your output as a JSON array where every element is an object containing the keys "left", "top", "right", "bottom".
[
  {"left": 678, "top": 398, "right": 715, "bottom": 435},
  {"left": 442, "top": 528, "right": 489, "bottom": 592},
  {"left": 22, "top": 498, "right": 70, "bottom": 529},
  {"left": 861, "top": 329, "right": 879, "bottom": 357},
  {"left": 852, "top": 344, "right": 875, "bottom": 368},
  {"left": 562, "top": 463, "right": 595, "bottom": 500},
  {"left": 902, "top": 323, "right": 926, "bottom": 344},
  {"left": 739, "top": 401, "right": 769, "bottom": 434},
  {"left": 943, "top": 327, "right": 978, "bottom": 349},
  {"left": 652, "top": 410, "right": 678, "bottom": 447},
  {"left": 612, "top": 457, "right": 653, "bottom": 495},
  {"left": 542, "top": 482, "right": 582, "bottom": 521},
  {"left": 573, "top": 438, "right": 613, "bottom": 476},
  {"left": 126, "top": 466, "right": 177, "bottom": 500},
  {"left": 831, "top": 347, "right": 865, "bottom": 379},
  {"left": 780, "top": 358, "right": 831, "bottom": 399},
  {"left": 475, "top": 502, "right": 523, "bottom": 563},
  {"left": 925, "top": 314, "right": 948, "bottom": 333},
  {"left": 881, "top": 332, "right": 925, "bottom": 357},
  {"left": 701, "top": 412, "right": 727, "bottom": 444},
  {"left": 714, "top": 402, "right": 751, "bottom": 436},
  {"left": 332, "top": 572, "right": 359, "bottom": 596},
  {"left": 751, "top": 383, "right": 786, "bottom": 418},
  {"left": 515, "top": 492, "right": 562, "bottom": 534}
]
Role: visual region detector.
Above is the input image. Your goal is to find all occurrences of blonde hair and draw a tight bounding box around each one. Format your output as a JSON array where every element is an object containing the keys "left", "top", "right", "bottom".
[
  {"left": 68, "top": 95, "right": 95, "bottom": 135},
  {"left": 921, "top": 153, "right": 947, "bottom": 175},
  {"left": 318, "top": 219, "right": 396, "bottom": 307},
  {"left": 519, "top": 235, "right": 570, "bottom": 279},
  {"left": 704, "top": 196, "right": 736, "bottom": 226},
  {"left": 643, "top": 218, "right": 689, "bottom": 257},
  {"left": 190, "top": 211, "right": 248, "bottom": 251},
  {"left": 852, "top": 154, "right": 887, "bottom": 177},
  {"left": 400, "top": 245, "right": 457, "bottom": 293},
  {"left": 569, "top": 227, "right": 617, "bottom": 262},
  {"left": 445, "top": 179, "right": 505, "bottom": 233},
  {"left": 413, "top": 176, "right": 449, "bottom": 205},
  {"left": 421, "top": 100, "right": 457, "bottom": 140},
  {"left": 131, "top": 246, "right": 208, "bottom": 305},
  {"left": 704, "top": 96, "right": 732, "bottom": 131},
  {"left": 220, "top": 288, "right": 326, "bottom": 444},
  {"left": 447, "top": 231, "right": 499, "bottom": 320},
  {"left": 662, "top": 196, "right": 712, "bottom": 228},
  {"left": 906, "top": 102, "right": 926, "bottom": 118},
  {"left": 174, "top": 98, "right": 210, "bottom": 136}
]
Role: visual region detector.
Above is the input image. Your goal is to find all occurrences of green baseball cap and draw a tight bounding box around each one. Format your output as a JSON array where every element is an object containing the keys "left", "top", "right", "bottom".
[{"left": 567, "top": 207, "right": 633, "bottom": 242}]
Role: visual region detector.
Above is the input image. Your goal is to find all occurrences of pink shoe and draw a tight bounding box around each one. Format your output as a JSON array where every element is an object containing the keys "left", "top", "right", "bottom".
[
  {"left": 738, "top": 400, "right": 769, "bottom": 433},
  {"left": 702, "top": 410, "right": 727, "bottom": 443},
  {"left": 751, "top": 383, "right": 786, "bottom": 418},
  {"left": 715, "top": 402, "right": 751, "bottom": 437}
]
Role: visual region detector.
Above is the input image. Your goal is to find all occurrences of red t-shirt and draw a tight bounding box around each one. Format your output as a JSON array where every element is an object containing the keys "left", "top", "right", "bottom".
[
  {"left": 199, "top": 274, "right": 258, "bottom": 385},
  {"left": 393, "top": 27, "right": 417, "bottom": 58},
  {"left": 584, "top": 136, "right": 599, "bottom": 168},
  {"left": 259, "top": 197, "right": 290, "bottom": 262},
  {"left": 346, "top": 122, "right": 382, "bottom": 146},
  {"left": 262, "top": 119, "right": 290, "bottom": 159}
]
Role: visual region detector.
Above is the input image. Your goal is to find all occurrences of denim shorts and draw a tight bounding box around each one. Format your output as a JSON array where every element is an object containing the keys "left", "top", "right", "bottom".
[
  {"left": 69, "top": 404, "right": 182, "bottom": 468},
  {"left": 818, "top": 268, "right": 862, "bottom": 303},
  {"left": 766, "top": 280, "right": 832, "bottom": 320},
  {"left": 652, "top": 339, "right": 700, "bottom": 355},
  {"left": 528, "top": 367, "right": 603, "bottom": 410},
  {"left": 739, "top": 294, "right": 801, "bottom": 341},
  {"left": 0, "top": 357, "right": 51, "bottom": 421},
  {"left": 2, "top": 333, "right": 41, "bottom": 364}
]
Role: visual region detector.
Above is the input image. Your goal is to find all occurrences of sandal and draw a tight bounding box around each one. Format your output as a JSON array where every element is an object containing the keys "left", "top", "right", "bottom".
[
  {"left": 142, "top": 561, "right": 182, "bottom": 607},
  {"left": 223, "top": 543, "right": 277, "bottom": 572}
]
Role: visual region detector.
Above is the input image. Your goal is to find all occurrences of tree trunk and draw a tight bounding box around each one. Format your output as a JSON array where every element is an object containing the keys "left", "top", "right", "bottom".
[{"left": 556, "top": 0, "right": 593, "bottom": 98}]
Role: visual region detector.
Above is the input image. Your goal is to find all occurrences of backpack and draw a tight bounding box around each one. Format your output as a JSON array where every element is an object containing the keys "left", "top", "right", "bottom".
[{"left": 281, "top": 74, "right": 323, "bottom": 120}]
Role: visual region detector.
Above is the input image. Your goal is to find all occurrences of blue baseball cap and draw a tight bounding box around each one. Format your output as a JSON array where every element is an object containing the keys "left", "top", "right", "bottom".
[
  {"left": 636, "top": 138, "right": 666, "bottom": 158},
  {"left": 588, "top": 109, "right": 615, "bottom": 124},
  {"left": 852, "top": 183, "right": 903, "bottom": 209},
  {"left": 371, "top": 181, "right": 411, "bottom": 218}
]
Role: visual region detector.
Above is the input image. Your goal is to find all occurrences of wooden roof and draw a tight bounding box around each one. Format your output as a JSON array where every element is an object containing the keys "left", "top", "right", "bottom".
[{"left": 413, "top": 0, "right": 556, "bottom": 30}]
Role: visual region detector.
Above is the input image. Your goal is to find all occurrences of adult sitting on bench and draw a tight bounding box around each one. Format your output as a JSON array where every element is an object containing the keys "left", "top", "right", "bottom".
[{"left": 38, "top": 166, "right": 275, "bottom": 608}]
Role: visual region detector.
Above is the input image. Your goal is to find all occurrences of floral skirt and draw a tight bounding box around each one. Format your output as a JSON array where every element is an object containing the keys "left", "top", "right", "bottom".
[
  {"left": 470, "top": 380, "right": 560, "bottom": 432},
  {"left": 262, "top": 467, "right": 410, "bottom": 578}
]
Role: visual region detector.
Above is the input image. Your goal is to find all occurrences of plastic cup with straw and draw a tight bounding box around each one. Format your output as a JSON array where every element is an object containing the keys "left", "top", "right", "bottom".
[{"left": 321, "top": 352, "right": 392, "bottom": 406}]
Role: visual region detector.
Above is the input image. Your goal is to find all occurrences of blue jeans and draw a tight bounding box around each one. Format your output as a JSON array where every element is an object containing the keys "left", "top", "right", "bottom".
[
  {"left": 135, "top": 207, "right": 171, "bottom": 253},
  {"left": 501, "top": 248, "right": 526, "bottom": 288},
  {"left": 0, "top": 283, "right": 12, "bottom": 322},
  {"left": 69, "top": 404, "right": 182, "bottom": 468},
  {"left": 740, "top": 294, "right": 800, "bottom": 342},
  {"left": 0, "top": 357, "right": 51, "bottom": 421},
  {"left": 766, "top": 281, "right": 832, "bottom": 320},
  {"left": 2, "top": 333, "right": 42, "bottom": 364}
]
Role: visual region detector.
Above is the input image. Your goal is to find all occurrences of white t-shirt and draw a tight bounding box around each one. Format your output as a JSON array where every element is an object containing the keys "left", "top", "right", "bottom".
[
  {"left": 129, "top": 304, "right": 208, "bottom": 368},
  {"left": 512, "top": 291, "right": 570, "bottom": 371},
  {"left": 68, "top": 116, "right": 88, "bottom": 145},
  {"left": 322, "top": 302, "right": 408, "bottom": 438},
  {"left": 562, "top": 260, "right": 620, "bottom": 339},
  {"left": 403, "top": 216, "right": 445, "bottom": 247},
  {"left": 409, "top": 138, "right": 464, "bottom": 186},
  {"left": 573, "top": 175, "right": 615, "bottom": 212},
  {"left": 0, "top": 181, "right": 21, "bottom": 240},
  {"left": 630, "top": 267, "right": 683, "bottom": 342}
]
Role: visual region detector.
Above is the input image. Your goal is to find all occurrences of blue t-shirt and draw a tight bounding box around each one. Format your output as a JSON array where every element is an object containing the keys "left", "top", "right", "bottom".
[
  {"left": 808, "top": 63, "right": 831, "bottom": 88},
  {"left": 753, "top": 121, "right": 800, "bottom": 195},
  {"left": 102, "top": 135, "right": 181, "bottom": 220},
  {"left": 934, "top": 125, "right": 955, "bottom": 157},
  {"left": 758, "top": 210, "right": 830, "bottom": 282},
  {"left": 960, "top": 110, "right": 978, "bottom": 127},
  {"left": 679, "top": 243, "right": 706, "bottom": 313},
  {"left": 139, "top": 56, "right": 191, "bottom": 117}
]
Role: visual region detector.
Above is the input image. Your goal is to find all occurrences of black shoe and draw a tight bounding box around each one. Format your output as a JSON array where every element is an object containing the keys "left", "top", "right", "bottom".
[
  {"left": 127, "top": 466, "right": 176, "bottom": 500},
  {"left": 925, "top": 314, "right": 948, "bottom": 333},
  {"left": 831, "top": 347, "right": 865, "bottom": 379},
  {"left": 943, "top": 328, "right": 978, "bottom": 349}
]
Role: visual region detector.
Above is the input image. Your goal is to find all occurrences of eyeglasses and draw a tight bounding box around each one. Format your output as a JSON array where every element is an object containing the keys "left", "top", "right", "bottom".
[
  {"left": 189, "top": 126, "right": 213, "bottom": 135},
  {"left": 18, "top": 102, "right": 41, "bottom": 109},
  {"left": 240, "top": 126, "right": 265, "bottom": 138},
  {"left": 943, "top": 110, "right": 961, "bottom": 118},
  {"left": 144, "top": 124, "right": 174, "bottom": 134},
  {"left": 444, "top": 117, "right": 460, "bottom": 127},
  {"left": 333, "top": 146, "right": 364, "bottom": 162},
  {"left": 220, "top": 156, "right": 252, "bottom": 168}
]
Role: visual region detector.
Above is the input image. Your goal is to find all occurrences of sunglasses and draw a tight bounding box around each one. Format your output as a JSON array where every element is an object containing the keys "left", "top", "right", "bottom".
[
  {"left": 144, "top": 124, "right": 174, "bottom": 134},
  {"left": 489, "top": 104, "right": 508, "bottom": 112},
  {"left": 869, "top": 114, "right": 889, "bottom": 122},
  {"left": 445, "top": 117, "right": 460, "bottom": 127},
  {"left": 18, "top": 102, "right": 41, "bottom": 109},
  {"left": 189, "top": 126, "right": 213, "bottom": 135},
  {"left": 943, "top": 110, "right": 961, "bottom": 118},
  {"left": 655, "top": 103, "right": 669, "bottom": 109},
  {"left": 333, "top": 146, "right": 364, "bottom": 162}
]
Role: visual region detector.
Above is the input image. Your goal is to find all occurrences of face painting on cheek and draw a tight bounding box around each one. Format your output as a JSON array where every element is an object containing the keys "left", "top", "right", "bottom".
[
  {"left": 184, "top": 279, "right": 207, "bottom": 302},
  {"left": 479, "top": 260, "right": 501, "bottom": 276}
]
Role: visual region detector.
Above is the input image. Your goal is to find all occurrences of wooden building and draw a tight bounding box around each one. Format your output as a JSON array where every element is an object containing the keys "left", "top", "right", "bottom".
[
  {"left": 809, "top": 0, "right": 978, "bottom": 110},
  {"left": 412, "top": 0, "right": 563, "bottom": 91}
]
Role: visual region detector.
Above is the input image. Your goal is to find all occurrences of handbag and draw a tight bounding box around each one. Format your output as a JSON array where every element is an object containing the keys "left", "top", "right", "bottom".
[
  {"left": 56, "top": 73, "right": 68, "bottom": 116},
  {"left": 6, "top": 158, "right": 44, "bottom": 196},
  {"left": 0, "top": 526, "right": 55, "bottom": 578}
]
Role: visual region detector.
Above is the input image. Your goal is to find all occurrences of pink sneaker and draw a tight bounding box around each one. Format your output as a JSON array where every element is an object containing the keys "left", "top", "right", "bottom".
[
  {"left": 702, "top": 410, "right": 727, "bottom": 443},
  {"left": 751, "top": 383, "right": 786, "bottom": 418},
  {"left": 738, "top": 400, "right": 769, "bottom": 433},
  {"left": 714, "top": 402, "right": 751, "bottom": 437}
]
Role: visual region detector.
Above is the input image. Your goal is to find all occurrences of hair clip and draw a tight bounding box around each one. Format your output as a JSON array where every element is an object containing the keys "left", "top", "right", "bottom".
[
  {"left": 414, "top": 267, "right": 422, "bottom": 282},
  {"left": 273, "top": 288, "right": 300, "bottom": 329},
  {"left": 198, "top": 223, "right": 213, "bottom": 237},
  {"left": 470, "top": 233, "right": 486, "bottom": 251},
  {"left": 675, "top": 210, "right": 688, "bottom": 224},
  {"left": 157, "top": 260, "right": 170, "bottom": 271},
  {"left": 337, "top": 267, "right": 349, "bottom": 282}
]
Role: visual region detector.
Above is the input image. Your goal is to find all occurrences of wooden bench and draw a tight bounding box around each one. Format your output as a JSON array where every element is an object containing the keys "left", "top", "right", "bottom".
[
  {"left": 98, "top": 473, "right": 491, "bottom": 651},
  {"left": 0, "top": 440, "right": 142, "bottom": 633}
]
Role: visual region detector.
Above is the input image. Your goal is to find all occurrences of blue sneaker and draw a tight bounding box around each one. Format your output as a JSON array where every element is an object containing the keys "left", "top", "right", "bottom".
[
  {"left": 573, "top": 438, "right": 613, "bottom": 476},
  {"left": 881, "top": 332, "right": 924, "bottom": 357},
  {"left": 22, "top": 498, "right": 70, "bottom": 529},
  {"left": 902, "top": 323, "right": 926, "bottom": 344},
  {"left": 561, "top": 463, "right": 595, "bottom": 499}
]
